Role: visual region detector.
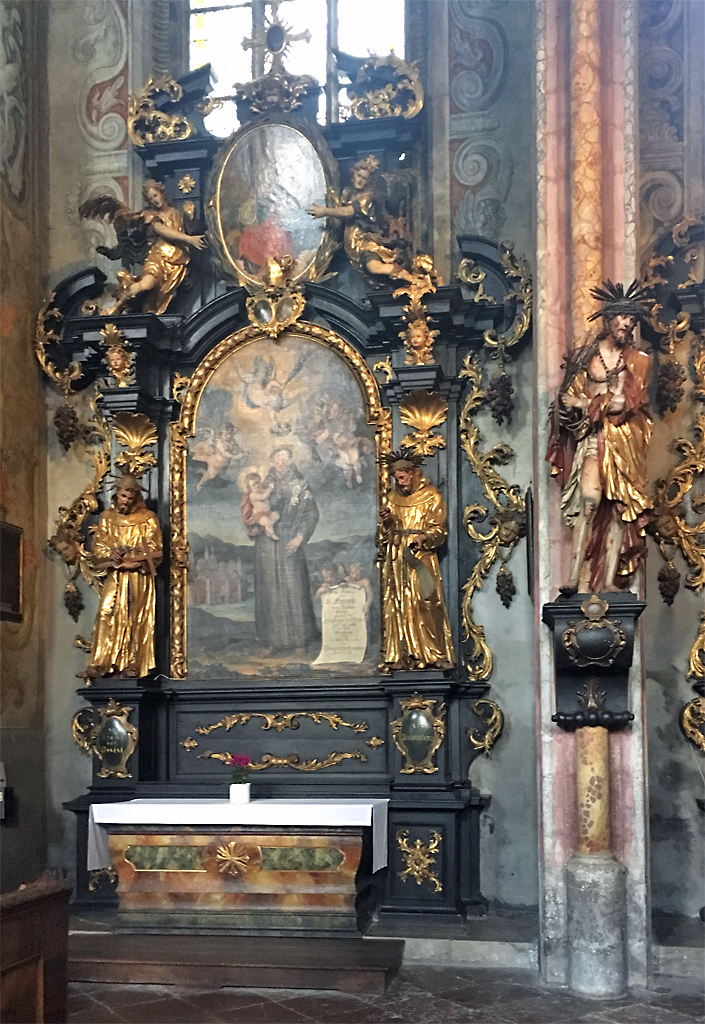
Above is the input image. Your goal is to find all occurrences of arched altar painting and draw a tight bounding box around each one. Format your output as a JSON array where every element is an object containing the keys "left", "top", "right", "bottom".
[{"left": 186, "top": 332, "right": 380, "bottom": 679}]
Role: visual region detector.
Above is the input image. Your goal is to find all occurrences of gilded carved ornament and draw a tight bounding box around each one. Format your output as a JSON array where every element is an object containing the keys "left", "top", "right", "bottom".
[
  {"left": 71, "top": 699, "right": 139, "bottom": 779},
  {"left": 650, "top": 409, "right": 705, "bottom": 598},
  {"left": 46, "top": 385, "right": 112, "bottom": 625},
  {"left": 127, "top": 76, "right": 193, "bottom": 147},
  {"left": 216, "top": 842, "right": 260, "bottom": 877},
  {"left": 112, "top": 413, "right": 158, "bottom": 478},
  {"left": 467, "top": 699, "right": 504, "bottom": 756},
  {"left": 34, "top": 298, "right": 82, "bottom": 397},
  {"left": 679, "top": 696, "right": 705, "bottom": 755},
  {"left": 396, "top": 829, "right": 442, "bottom": 892},
  {"left": 394, "top": 254, "right": 442, "bottom": 367},
  {"left": 244, "top": 258, "right": 306, "bottom": 338},
  {"left": 170, "top": 321, "right": 391, "bottom": 678},
  {"left": 344, "top": 53, "right": 424, "bottom": 121},
  {"left": 99, "top": 324, "right": 135, "bottom": 388},
  {"left": 458, "top": 354, "right": 525, "bottom": 682},
  {"left": 457, "top": 259, "right": 494, "bottom": 304},
  {"left": 194, "top": 711, "right": 369, "bottom": 736},
  {"left": 372, "top": 357, "right": 393, "bottom": 384},
  {"left": 390, "top": 694, "right": 446, "bottom": 774},
  {"left": 196, "top": 749, "right": 367, "bottom": 772},
  {"left": 399, "top": 391, "right": 448, "bottom": 458},
  {"left": 688, "top": 611, "right": 705, "bottom": 683},
  {"left": 482, "top": 242, "right": 533, "bottom": 370}
]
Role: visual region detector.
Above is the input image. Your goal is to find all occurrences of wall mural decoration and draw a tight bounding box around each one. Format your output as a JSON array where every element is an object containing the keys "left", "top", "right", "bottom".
[{"left": 172, "top": 325, "right": 390, "bottom": 680}]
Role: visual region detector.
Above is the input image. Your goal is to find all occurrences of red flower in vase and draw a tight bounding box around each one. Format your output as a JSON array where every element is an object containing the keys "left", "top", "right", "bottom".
[{"left": 226, "top": 754, "right": 251, "bottom": 784}]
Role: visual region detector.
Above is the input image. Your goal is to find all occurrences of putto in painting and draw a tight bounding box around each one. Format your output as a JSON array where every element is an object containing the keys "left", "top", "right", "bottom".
[{"left": 186, "top": 333, "right": 380, "bottom": 679}]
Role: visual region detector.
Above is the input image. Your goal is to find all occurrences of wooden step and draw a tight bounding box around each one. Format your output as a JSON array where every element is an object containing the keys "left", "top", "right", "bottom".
[{"left": 69, "top": 932, "right": 403, "bottom": 993}]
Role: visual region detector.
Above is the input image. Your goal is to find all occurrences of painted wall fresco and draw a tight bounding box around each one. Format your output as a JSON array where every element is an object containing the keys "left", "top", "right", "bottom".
[
  {"left": 0, "top": 0, "right": 49, "bottom": 891},
  {"left": 186, "top": 332, "right": 380, "bottom": 679}
]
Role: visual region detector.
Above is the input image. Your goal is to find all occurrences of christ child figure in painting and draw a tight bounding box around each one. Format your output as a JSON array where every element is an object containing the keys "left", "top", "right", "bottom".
[
  {"left": 547, "top": 281, "right": 654, "bottom": 595},
  {"left": 240, "top": 471, "right": 280, "bottom": 540},
  {"left": 378, "top": 450, "right": 454, "bottom": 670},
  {"left": 248, "top": 446, "right": 320, "bottom": 656},
  {"left": 77, "top": 474, "right": 163, "bottom": 680}
]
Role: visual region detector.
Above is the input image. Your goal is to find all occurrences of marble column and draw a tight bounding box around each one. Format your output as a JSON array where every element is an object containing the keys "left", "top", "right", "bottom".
[{"left": 534, "top": 0, "right": 649, "bottom": 992}]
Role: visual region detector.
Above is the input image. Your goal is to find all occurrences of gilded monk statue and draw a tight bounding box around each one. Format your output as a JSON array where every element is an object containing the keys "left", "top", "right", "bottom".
[
  {"left": 378, "top": 450, "right": 454, "bottom": 670},
  {"left": 547, "top": 281, "right": 654, "bottom": 594},
  {"left": 77, "top": 474, "right": 163, "bottom": 680}
]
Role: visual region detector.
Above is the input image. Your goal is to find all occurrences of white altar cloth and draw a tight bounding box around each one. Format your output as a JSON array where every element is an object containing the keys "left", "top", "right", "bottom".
[{"left": 88, "top": 798, "right": 389, "bottom": 873}]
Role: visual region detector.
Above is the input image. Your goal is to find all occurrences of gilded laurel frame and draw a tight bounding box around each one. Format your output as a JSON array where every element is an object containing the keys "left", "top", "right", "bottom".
[{"left": 169, "top": 321, "right": 391, "bottom": 678}]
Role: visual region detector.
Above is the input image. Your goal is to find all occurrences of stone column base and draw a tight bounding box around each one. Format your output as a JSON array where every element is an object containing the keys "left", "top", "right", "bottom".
[{"left": 566, "top": 853, "right": 627, "bottom": 996}]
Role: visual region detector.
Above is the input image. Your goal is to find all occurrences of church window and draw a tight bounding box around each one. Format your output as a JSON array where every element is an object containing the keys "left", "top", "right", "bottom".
[{"left": 190, "top": 0, "right": 405, "bottom": 136}]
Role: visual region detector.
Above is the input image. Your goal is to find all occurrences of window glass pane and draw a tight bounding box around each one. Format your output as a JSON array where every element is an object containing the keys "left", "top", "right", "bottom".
[
  {"left": 190, "top": 1, "right": 252, "bottom": 137},
  {"left": 279, "top": 0, "right": 328, "bottom": 123},
  {"left": 337, "top": 0, "right": 405, "bottom": 59}
]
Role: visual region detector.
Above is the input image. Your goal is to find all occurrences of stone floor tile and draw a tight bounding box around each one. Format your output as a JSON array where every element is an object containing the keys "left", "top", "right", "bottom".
[
  {"left": 275, "top": 994, "right": 373, "bottom": 1019},
  {"left": 116, "top": 996, "right": 223, "bottom": 1023},
  {"left": 369, "top": 991, "right": 482, "bottom": 1024},
  {"left": 68, "top": 992, "right": 103, "bottom": 1014},
  {"left": 480, "top": 994, "right": 580, "bottom": 1023},
  {"left": 649, "top": 994, "right": 705, "bottom": 1020},
  {"left": 396, "top": 967, "right": 481, "bottom": 995},
  {"left": 79, "top": 983, "right": 175, "bottom": 1008},
  {"left": 433, "top": 981, "right": 543, "bottom": 1008},
  {"left": 69, "top": 1004, "right": 128, "bottom": 1024},
  {"left": 209, "top": 999, "right": 316, "bottom": 1023},
  {"left": 590, "top": 1006, "right": 700, "bottom": 1024},
  {"left": 180, "top": 989, "right": 281, "bottom": 1015}
]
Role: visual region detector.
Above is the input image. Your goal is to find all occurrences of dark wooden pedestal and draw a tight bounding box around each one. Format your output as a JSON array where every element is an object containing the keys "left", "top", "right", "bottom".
[{"left": 0, "top": 877, "right": 73, "bottom": 1024}]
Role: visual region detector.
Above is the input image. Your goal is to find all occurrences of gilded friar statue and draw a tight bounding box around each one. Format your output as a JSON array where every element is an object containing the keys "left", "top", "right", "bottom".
[
  {"left": 379, "top": 450, "right": 454, "bottom": 670},
  {"left": 547, "top": 281, "right": 654, "bottom": 594},
  {"left": 79, "top": 179, "right": 206, "bottom": 315},
  {"left": 77, "top": 474, "right": 163, "bottom": 680}
]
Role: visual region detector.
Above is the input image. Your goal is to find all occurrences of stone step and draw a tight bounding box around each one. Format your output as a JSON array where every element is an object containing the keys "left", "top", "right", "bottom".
[{"left": 69, "top": 932, "right": 403, "bottom": 993}]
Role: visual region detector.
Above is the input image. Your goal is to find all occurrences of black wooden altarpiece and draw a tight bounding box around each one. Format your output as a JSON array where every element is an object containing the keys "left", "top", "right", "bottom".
[{"left": 39, "top": 61, "right": 534, "bottom": 936}]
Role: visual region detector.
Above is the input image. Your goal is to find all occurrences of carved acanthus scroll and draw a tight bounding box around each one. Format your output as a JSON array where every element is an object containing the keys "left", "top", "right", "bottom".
[{"left": 459, "top": 354, "right": 525, "bottom": 681}]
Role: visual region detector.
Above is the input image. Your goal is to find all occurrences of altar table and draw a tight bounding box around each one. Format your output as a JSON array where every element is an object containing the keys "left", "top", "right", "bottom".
[{"left": 88, "top": 798, "right": 389, "bottom": 935}]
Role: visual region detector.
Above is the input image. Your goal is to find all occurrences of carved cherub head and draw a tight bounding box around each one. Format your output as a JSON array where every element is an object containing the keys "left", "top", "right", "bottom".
[
  {"left": 401, "top": 318, "right": 439, "bottom": 366},
  {"left": 492, "top": 509, "right": 526, "bottom": 548},
  {"left": 49, "top": 525, "right": 80, "bottom": 565}
]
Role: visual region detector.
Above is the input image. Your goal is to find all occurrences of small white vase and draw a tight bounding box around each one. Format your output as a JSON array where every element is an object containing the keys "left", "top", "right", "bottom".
[{"left": 229, "top": 783, "right": 251, "bottom": 803}]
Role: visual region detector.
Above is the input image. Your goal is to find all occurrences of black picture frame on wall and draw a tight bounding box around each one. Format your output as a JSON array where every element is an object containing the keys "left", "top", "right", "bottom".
[{"left": 0, "top": 521, "right": 23, "bottom": 622}]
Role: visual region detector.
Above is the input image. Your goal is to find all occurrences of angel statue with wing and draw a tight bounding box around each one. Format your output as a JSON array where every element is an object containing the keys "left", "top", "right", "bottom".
[
  {"left": 308, "top": 155, "right": 414, "bottom": 286},
  {"left": 79, "top": 180, "right": 206, "bottom": 315}
]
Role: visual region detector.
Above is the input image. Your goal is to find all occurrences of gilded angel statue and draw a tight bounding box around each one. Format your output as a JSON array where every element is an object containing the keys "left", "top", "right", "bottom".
[
  {"left": 308, "top": 155, "right": 414, "bottom": 286},
  {"left": 79, "top": 179, "right": 206, "bottom": 315}
]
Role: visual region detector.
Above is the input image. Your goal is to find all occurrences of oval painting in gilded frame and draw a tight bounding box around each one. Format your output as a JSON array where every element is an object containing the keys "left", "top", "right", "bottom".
[{"left": 206, "top": 119, "right": 339, "bottom": 287}]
